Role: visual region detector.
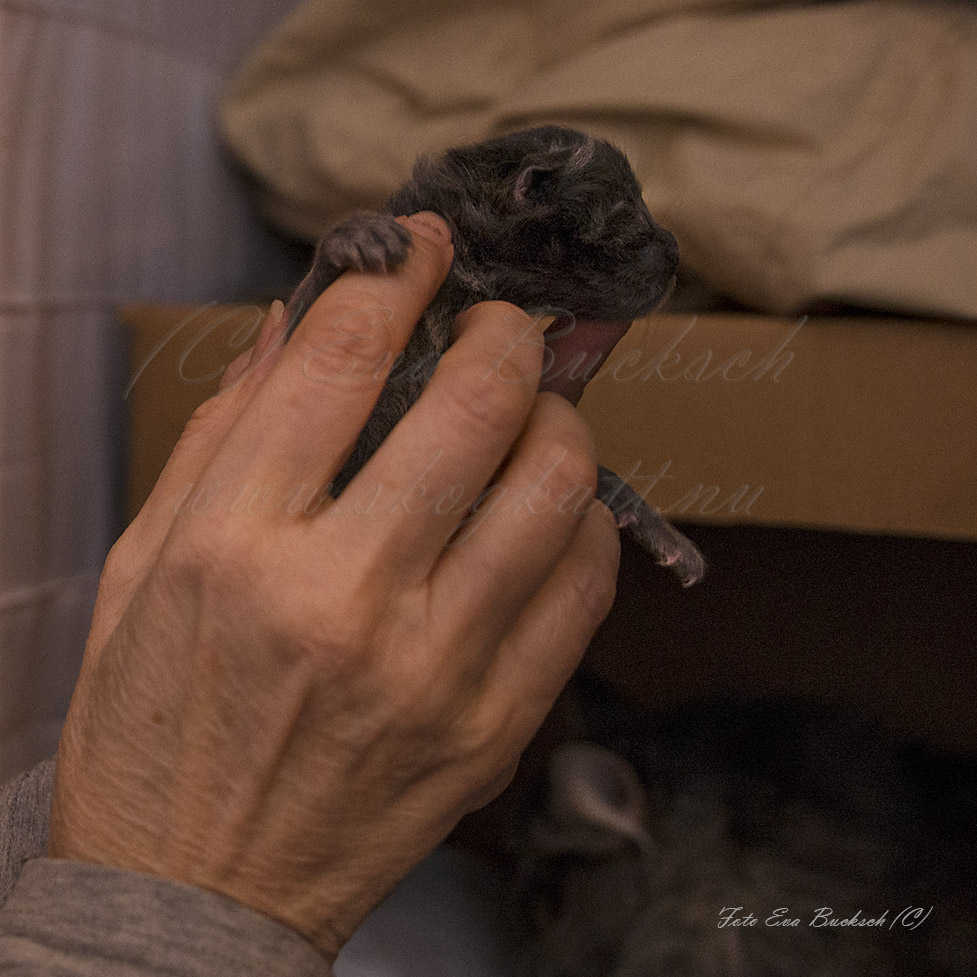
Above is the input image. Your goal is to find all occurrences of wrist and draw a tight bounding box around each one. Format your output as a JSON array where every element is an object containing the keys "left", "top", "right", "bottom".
[{"left": 0, "top": 858, "right": 330, "bottom": 976}]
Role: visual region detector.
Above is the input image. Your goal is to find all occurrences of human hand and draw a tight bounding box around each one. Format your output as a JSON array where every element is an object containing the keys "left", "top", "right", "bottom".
[{"left": 48, "top": 213, "right": 620, "bottom": 962}]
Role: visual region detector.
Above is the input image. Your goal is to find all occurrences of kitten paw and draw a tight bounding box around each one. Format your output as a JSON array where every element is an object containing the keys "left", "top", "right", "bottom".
[
  {"left": 597, "top": 465, "right": 706, "bottom": 586},
  {"left": 322, "top": 214, "right": 412, "bottom": 273}
]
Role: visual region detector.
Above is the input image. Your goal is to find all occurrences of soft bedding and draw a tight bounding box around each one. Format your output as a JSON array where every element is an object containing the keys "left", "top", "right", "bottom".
[{"left": 221, "top": 0, "right": 977, "bottom": 320}]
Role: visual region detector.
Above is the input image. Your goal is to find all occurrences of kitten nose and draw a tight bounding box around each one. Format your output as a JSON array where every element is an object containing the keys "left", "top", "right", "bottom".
[
  {"left": 657, "top": 225, "right": 680, "bottom": 273},
  {"left": 645, "top": 224, "right": 679, "bottom": 281}
]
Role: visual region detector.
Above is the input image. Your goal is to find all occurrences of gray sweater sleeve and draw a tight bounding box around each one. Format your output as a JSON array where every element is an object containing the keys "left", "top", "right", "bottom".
[
  {"left": 0, "top": 759, "right": 54, "bottom": 904},
  {"left": 0, "top": 762, "right": 329, "bottom": 976}
]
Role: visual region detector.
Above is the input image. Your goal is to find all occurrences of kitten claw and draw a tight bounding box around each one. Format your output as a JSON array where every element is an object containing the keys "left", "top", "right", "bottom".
[
  {"left": 322, "top": 214, "right": 412, "bottom": 273},
  {"left": 597, "top": 465, "right": 705, "bottom": 586}
]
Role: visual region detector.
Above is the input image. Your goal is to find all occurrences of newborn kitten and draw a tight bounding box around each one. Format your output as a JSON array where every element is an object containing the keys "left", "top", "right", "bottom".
[{"left": 284, "top": 126, "right": 704, "bottom": 586}]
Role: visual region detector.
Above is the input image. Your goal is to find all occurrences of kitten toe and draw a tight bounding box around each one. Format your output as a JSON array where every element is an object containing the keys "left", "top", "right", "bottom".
[
  {"left": 323, "top": 213, "right": 412, "bottom": 273},
  {"left": 597, "top": 466, "right": 706, "bottom": 586}
]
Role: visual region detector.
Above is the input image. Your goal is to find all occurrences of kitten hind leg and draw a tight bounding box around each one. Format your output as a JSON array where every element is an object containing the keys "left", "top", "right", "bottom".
[{"left": 597, "top": 465, "right": 705, "bottom": 587}]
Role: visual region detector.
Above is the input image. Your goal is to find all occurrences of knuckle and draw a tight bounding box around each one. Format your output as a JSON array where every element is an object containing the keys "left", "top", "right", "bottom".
[
  {"left": 457, "top": 301, "right": 544, "bottom": 385},
  {"left": 529, "top": 397, "right": 599, "bottom": 499},
  {"left": 164, "top": 520, "right": 228, "bottom": 577},
  {"left": 547, "top": 438, "right": 599, "bottom": 501},
  {"left": 291, "top": 300, "right": 397, "bottom": 388},
  {"left": 565, "top": 526, "right": 619, "bottom": 629},
  {"left": 474, "top": 762, "right": 520, "bottom": 810},
  {"left": 372, "top": 669, "right": 451, "bottom": 746},
  {"left": 182, "top": 389, "right": 229, "bottom": 436},
  {"left": 438, "top": 718, "right": 502, "bottom": 790},
  {"left": 534, "top": 389, "right": 595, "bottom": 445},
  {"left": 297, "top": 609, "right": 377, "bottom": 685},
  {"left": 164, "top": 505, "right": 265, "bottom": 588},
  {"left": 446, "top": 706, "right": 524, "bottom": 810},
  {"left": 433, "top": 303, "right": 553, "bottom": 439},
  {"left": 99, "top": 533, "right": 140, "bottom": 585},
  {"left": 570, "top": 560, "right": 618, "bottom": 632},
  {"left": 438, "top": 356, "right": 531, "bottom": 441}
]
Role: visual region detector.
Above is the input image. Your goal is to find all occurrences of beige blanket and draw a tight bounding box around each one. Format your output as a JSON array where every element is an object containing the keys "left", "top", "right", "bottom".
[{"left": 221, "top": 0, "right": 977, "bottom": 319}]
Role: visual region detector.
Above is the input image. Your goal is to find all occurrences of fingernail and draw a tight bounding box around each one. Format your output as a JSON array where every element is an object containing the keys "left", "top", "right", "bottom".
[
  {"left": 403, "top": 212, "right": 452, "bottom": 245},
  {"left": 254, "top": 299, "right": 287, "bottom": 361},
  {"left": 534, "top": 312, "right": 558, "bottom": 335}
]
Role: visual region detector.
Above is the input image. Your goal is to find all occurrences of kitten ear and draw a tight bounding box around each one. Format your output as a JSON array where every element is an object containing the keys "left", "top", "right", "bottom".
[
  {"left": 547, "top": 742, "right": 649, "bottom": 850},
  {"left": 513, "top": 163, "right": 560, "bottom": 202}
]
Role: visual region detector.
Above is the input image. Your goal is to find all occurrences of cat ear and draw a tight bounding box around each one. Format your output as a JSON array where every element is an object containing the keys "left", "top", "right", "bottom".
[
  {"left": 547, "top": 742, "right": 649, "bottom": 849},
  {"left": 513, "top": 163, "right": 560, "bottom": 202}
]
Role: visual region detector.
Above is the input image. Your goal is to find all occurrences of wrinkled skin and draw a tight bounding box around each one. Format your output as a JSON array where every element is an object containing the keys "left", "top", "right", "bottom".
[{"left": 285, "top": 126, "right": 704, "bottom": 586}]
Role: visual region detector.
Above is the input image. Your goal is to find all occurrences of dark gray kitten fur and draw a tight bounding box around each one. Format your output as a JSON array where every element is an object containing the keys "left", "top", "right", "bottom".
[
  {"left": 283, "top": 126, "right": 704, "bottom": 586},
  {"left": 515, "top": 681, "right": 977, "bottom": 977}
]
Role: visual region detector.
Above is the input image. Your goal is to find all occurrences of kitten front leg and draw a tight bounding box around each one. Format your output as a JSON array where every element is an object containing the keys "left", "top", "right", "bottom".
[
  {"left": 597, "top": 465, "right": 705, "bottom": 587},
  {"left": 284, "top": 213, "right": 413, "bottom": 337}
]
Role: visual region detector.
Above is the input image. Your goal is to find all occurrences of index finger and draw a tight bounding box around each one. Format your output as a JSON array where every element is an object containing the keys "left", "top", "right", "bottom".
[{"left": 203, "top": 213, "right": 454, "bottom": 495}]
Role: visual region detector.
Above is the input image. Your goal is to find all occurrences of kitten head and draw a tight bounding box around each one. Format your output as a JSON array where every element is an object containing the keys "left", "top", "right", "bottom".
[{"left": 387, "top": 126, "right": 678, "bottom": 321}]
